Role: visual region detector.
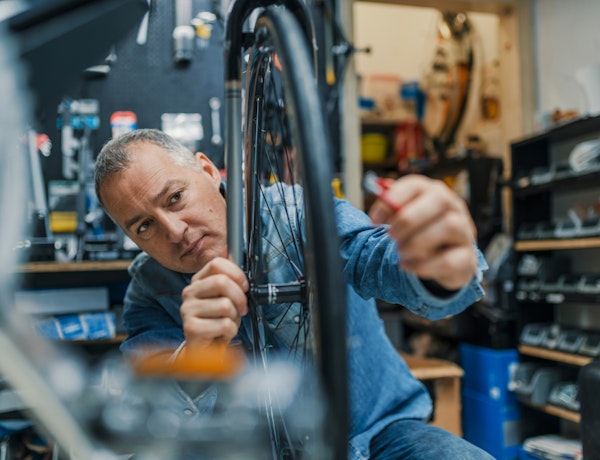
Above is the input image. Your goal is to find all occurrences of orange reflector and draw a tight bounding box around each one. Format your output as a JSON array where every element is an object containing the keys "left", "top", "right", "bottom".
[{"left": 131, "top": 342, "right": 245, "bottom": 380}]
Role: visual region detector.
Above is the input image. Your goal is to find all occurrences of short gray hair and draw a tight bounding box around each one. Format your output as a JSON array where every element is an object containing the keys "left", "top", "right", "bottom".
[{"left": 94, "top": 128, "right": 197, "bottom": 208}]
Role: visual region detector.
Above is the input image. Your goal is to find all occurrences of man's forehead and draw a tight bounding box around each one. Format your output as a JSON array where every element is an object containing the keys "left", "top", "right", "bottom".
[{"left": 129, "top": 140, "right": 166, "bottom": 159}]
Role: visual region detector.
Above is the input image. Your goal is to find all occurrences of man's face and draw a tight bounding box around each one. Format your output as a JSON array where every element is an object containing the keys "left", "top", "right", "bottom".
[{"left": 101, "top": 141, "right": 227, "bottom": 273}]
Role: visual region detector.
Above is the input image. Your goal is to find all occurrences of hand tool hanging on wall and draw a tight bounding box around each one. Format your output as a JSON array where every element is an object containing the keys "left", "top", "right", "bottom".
[
  {"left": 83, "top": 45, "right": 118, "bottom": 79},
  {"left": 14, "top": 129, "right": 56, "bottom": 261},
  {"left": 173, "top": 0, "right": 194, "bottom": 65},
  {"left": 137, "top": 0, "right": 151, "bottom": 46},
  {"left": 173, "top": 0, "right": 218, "bottom": 65},
  {"left": 56, "top": 99, "right": 100, "bottom": 261},
  {"left": 191, "top": 11, "right": 217, "bottom": 50},
  {"left": 27, "top": 129, "right": 52, "bottom": 240},
  {"left": 209, "top": 97, "right": 222, "bottom": 146}
]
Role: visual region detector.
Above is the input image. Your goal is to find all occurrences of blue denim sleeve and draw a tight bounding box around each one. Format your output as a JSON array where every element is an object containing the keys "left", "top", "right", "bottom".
[
  {"left": 335, "top": 197, "right": 486, "bottom": 320},
  {"left": 119, "top": 254, "right": 187, "bottom": 358},
  {"left": 120, "top": 283, "right": 185, "bottom": 358}
]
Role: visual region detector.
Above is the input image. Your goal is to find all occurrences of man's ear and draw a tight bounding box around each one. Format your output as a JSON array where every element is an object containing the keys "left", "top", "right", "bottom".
[{"left": 194, "top": 152, "right": 221, "bottom": 184}]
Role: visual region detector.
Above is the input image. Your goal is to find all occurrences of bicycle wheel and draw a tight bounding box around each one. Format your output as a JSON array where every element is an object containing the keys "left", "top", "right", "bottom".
[{"left": 242, "top": 6, "right": 347, "bottom": 460}]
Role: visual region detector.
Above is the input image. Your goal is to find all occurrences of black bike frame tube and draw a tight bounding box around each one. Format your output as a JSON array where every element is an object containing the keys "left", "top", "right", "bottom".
[{"left": 225, "top": 81, "right": 244, "bottom": 267}]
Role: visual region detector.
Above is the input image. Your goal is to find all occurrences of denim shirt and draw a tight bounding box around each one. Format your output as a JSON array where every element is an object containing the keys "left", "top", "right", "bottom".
[{"left": 120, "top": 184, "right": 486, "bottom": 459}]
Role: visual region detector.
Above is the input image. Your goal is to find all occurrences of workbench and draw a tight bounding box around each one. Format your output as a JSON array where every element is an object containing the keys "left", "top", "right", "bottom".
[{"left": 401, "top": 352, "right": 464, "bottom": 436}]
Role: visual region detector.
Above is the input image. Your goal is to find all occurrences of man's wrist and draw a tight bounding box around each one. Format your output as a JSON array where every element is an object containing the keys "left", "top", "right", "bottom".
[{"left": 420, "top": 278, "right": 459, "bottom": 298}]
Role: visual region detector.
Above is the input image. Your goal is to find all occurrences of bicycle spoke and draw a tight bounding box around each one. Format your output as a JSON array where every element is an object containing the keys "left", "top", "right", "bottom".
[
  {"left": 260, "top": 82, "right": 305, "bottom": 265},
  {"left": 257, "top": 184, "right": 303, "bottom": 279}
]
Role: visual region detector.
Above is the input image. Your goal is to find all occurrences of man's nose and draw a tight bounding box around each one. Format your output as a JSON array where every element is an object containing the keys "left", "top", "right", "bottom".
[{"left": 160, "top": 215, "right": 186, "bottom": 243}]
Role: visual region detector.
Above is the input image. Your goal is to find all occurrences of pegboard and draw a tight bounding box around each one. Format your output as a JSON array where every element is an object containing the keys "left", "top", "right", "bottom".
[{"left": 37, "top": 0, "right": 227, "bottom": 184}]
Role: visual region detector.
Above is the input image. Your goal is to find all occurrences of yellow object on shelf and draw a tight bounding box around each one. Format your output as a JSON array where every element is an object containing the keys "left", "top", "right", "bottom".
[
  {"left": 361, "top": 133, "right": 389, "bottom": 164},
  {"left": 50, "top": 211, "right": 77, "bottom": 233}
]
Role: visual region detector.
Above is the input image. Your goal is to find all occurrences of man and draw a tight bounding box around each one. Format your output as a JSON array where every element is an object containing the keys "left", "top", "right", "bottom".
[{"left": 94, "top": 128, "right": 493, "bottom": 459}]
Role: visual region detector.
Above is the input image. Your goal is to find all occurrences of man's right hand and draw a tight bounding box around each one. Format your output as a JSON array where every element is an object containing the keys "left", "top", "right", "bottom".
[{"left": 180, "top": 257, "right": 249, "bottom": 350}]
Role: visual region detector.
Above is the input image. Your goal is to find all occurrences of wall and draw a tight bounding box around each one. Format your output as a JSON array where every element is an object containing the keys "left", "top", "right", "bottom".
[
  {"left": 532, "top": 0, "right": 600, "bottom": 122},
  {"left": 352, "top": 3, "right": 504, "bottom": 155},
  {"left": 353, "top": 4, "right": 499, "bottom": 82}
]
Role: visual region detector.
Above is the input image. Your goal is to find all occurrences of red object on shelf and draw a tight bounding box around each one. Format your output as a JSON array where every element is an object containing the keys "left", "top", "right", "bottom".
[
  {"left": 110, "top": 111, "right": 138, "bottom": 138},
  {"left": 393, "top": 120, "right": 425, "bottom": 173}
]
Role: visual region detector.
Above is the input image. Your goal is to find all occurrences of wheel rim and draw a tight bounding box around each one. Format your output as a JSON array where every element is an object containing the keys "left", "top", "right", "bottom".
[{"left": 240, "top": 7, "right": 348, "bottom": 459}]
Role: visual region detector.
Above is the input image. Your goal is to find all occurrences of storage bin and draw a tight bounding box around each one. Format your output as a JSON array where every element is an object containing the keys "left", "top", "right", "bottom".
[
  {"left": 462, "top": 388, "right": 522, "bottom": 460},
  {"left": 460, "top": 343, "right": 519, "bottom": 403},
  {"left": 511, "top": 364, "right": 573, "bottom": 406}
]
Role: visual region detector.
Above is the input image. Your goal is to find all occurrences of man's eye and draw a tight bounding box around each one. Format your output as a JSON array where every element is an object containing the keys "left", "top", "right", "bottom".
[
  {"left": 136, "top": 220, "right": 156, "bottom": 241},
  {"left": 138, "top": 220, "right": 151, "bottom": 234},
  {"left": 170, "top": 191, "right": 182, "bottom": 204}
]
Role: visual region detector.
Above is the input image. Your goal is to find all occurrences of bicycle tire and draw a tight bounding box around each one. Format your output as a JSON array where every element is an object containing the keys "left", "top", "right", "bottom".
[{"left": 242, "top": 6, "right": 348, "bottom": 460}]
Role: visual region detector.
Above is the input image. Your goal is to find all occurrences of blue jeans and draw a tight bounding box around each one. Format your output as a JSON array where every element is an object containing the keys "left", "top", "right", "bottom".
[{"left": 369, "top": 419, "right": 496, "bottom": 460}]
